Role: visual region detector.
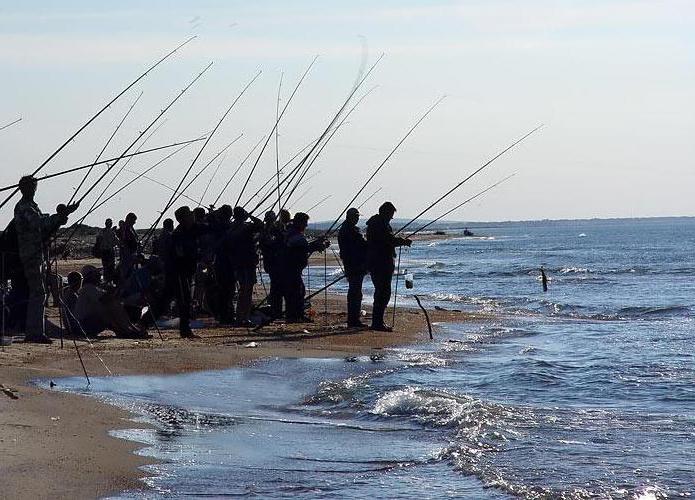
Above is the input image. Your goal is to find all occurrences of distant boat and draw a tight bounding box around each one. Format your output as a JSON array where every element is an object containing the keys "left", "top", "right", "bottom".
[
  {"left": 463, "top": 228, "right": 474, "bottom": 237},
  {"left": 578, "top": 233, "right": 587, "bottom": 238}
]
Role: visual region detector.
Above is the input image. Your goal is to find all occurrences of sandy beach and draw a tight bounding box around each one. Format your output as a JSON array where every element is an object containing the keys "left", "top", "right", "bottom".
[{"left": 0, "top": 259, "right": 479, "bottom": 499}]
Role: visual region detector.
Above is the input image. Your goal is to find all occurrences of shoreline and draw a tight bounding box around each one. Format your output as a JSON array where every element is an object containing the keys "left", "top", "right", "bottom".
[{"left": 0, "top": 276, "right": 483, "bottom": 499}]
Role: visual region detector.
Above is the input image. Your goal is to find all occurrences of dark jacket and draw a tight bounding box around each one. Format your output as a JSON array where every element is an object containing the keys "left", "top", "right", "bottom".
[
  {"left": 338, "top": 222, "right": 367, "bottom": 274},
  {"left": 225, "top": 219, "right": 262, "bottom": 270},
  {"left": 365, "top": 214, "right": 408, "bottom": 273},
  {"left": 259, "top": 222, "right": 285, "bottom": 272},
  {"left": 285, "top": 228, "right": 325, "bottom": 273},
  {"left": 171, "top": 224, "right": 201, "bottom": 276}
]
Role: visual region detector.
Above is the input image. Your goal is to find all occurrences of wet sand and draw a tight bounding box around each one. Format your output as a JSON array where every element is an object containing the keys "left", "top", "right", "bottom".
[{"left": 0, "top": 259, "right": 480, "bottom": 499}]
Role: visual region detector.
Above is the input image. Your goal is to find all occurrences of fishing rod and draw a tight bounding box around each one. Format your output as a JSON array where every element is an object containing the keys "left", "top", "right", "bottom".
[
  {"left": 259, "top": 168, "right": 322, "bottom": 215},
  {"left": 306, "top": 194, "right": 332, "bottom": 213},
  {"left": 0, "top": 36, "right": 196, "bottom": 212},
  {"left": 68, "top": 91, "right": 143, "bottom": 205},
  {"left": 391, "top": 173, "right": 518, "bottom": 327},
  {"left": 199, "top": 151, "right": 228, "bottom": 205},
  {"left": 280, "top": 84, "right": 380, "bottom": 212},
  {"left": 0, "top": 138, "right": 206, "bottom": 193},
  {"left": 89, "top": 137, "right": 202, "bottom": 214},
  {"left": 243, "top": 135, "right": 322, "bottom": 210},
  {"left": 213, "top": 136, "right": 265, "bottom": 207},
  {"left": 83, "top": 119, "right": 169, "bottom": 220},
  {"left": 323, "top": 95, "right": 446, "bottom": 237},
  {"left": 123, "top": 169, "right": 204, "bottom": 207},
  {"left": 73, "top": 63, "right": 214, "bottom": 209},
  {"left": 286, "top": 187, "right": 312, "bottom": 211},
  {"left": 164, "top": 133, "right": 244, "bottom": 211},
  {"left": 234, "top": 56, "right": 318, "bottom": 207},
  {"left": 356, "top": 186, "right": 382, "bottom": 210},
  {"left": 0, "top": 117, "right": 21, "bottom": 132},
  {"left": 274, "top": 72, "right": 283, "bottom": 210},
  {"left": 406, "top": 173, "right": 516, "bottom": 238},
  {"left": 251, "top": 56, "right": 383, "bottom": 216},
  {"left": 395, "top": 124, "right": 543, "bottom": 235},
  {"left": 143, "top": 70, "right": 261, "bottom": 245}
]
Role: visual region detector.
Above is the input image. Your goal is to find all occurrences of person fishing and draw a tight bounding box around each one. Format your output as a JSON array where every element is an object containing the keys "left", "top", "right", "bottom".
[
  {"left": 366, "top": 202, "right": 411, "bottom": 332},
  {"left": 338, "top": 207, "right": 368, "bottom": 328},
  {"left": 226, "top": 206, "right": 263, "bottom": 327},
  {"left": 13, "top": 175, "right": 78, "bottom": 343},
  {"left": 170, "top": 206, "right": 201, "bottom": 338},
  {"left": 259, "top": 210, "right": 285, "bottom": 319},
  {"left": 284, "top": 212, "right": 329, "bottom": 323},
  {"left": 118, "top": 212, "right": 139, "bottom": 282},
  {"left": 96, "top": 218, "right": 120, "bottom": 283}
]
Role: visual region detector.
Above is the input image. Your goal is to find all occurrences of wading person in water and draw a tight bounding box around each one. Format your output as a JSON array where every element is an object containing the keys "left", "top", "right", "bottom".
[
  {"left": 366, "top": 202, "right": 411, "bottom": 332},
  {"left": 338, "top": 207, "right": 368, "bottom": 328},
  {"left": 540, "top": 266, "right": 548, "bottom": 292}
]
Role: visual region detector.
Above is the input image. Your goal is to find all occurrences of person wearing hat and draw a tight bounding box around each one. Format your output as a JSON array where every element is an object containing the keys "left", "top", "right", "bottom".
[
  {"left": 171, "top": 206, "right": 200, "bottom": 338},
  {"left": 13, "top": 175, "right": 79, "bottom": 343},
  {"left": 284, "top": 212, "right": 329, "bottom": 322},
  {"left": 338, "top": 207, "right": 368, "bottom": 328},
  {"left": 365, "top": 201, "right": 412, "bottom": 332}
]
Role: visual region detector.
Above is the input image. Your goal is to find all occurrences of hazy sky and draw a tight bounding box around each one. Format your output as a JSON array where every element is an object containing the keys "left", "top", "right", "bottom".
[{"left": 1, "top": 0, "right": 693, "bottom": 227}]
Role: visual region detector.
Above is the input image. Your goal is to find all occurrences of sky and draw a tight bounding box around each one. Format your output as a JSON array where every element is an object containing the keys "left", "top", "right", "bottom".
[{"left": 1, "top": 0, "right": 693, "bottom": 227}]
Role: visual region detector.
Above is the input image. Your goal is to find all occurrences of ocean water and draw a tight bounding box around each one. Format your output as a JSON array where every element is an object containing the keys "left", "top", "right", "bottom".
[{"left": 51, "top": 218, "right": 695, "bottom": 498}]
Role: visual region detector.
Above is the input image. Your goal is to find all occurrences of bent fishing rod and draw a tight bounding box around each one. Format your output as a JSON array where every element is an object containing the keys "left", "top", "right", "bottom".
[
  {"left": 357, "top": 186, "right": 383, "bottom": 210},
  {"left": 305, "top": 173, "right": 520, "bottom": 302},
  {"left": 276, "top": 74, "right": 383, "bottom": 213},
  {"left": 274, "top": 72, "right": 283, "bottom": 209},
  {"left": 199, "top": 151, "right": 228, "bottom": 205},
  {"left": 395, "top": 124, "right": 543, "bottom": 235},
  {"left": 0, "top": 36, "right": 196, "bottom": 212},
  {"left": 68, "top": 91, "right": 144, "bottom": 206},
  {"left": 122, "top": 169, "right": 206, "bottom": 207},
  {"left": 250, "top": 57, "right": 384, "bottom": 217},
  {"left": 405, "top": 173, "right": 516, "bottom": 238},
  {"left": 234, "top": 57, "right": 318, "bottom": 207},
  {"left": 0, "top": 138, "right": 206, "bottom": 193},
  {"left": 0, "top": 117, "right": 22, "bottom": 132},
  {"left": 254, "top": 83, "right": 379, "bottom": 215},
  {"left": 323, "top": 95, "right": 446, "bottom": 238},
  {"left": 306, "top": 194, "right": 332, "bottom": 213},
  {"left": 143, "top": 70, "right": 261, "bottom": 245}
]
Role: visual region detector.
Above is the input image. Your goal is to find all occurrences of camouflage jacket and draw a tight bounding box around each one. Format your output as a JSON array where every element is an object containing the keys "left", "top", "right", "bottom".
[{"left": 14, "top": 198, "right": 65, "bottom": 265}]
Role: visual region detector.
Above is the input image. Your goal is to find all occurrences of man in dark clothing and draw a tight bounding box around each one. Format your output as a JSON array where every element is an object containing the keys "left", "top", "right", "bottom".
[
  {"left": 338, "top": 207, "right": 368, "bottom": 328},
  {"left": 365, "top": 201, "right": 411, "bottom": 332},
  {"left": 97, "top": 218, "right": 119, "bottom": 283},
  {"left": 284, "top": 212, "right": 329, "bottom": 323},
  {"left": 225, "top": 206, "right": 263, "bottom": 326},
  {"left": 118, "top": 212, "right": 139, "bottom": 282},
  {"left": 208, "top": 205, "right": 235, "bottom": 324},
  {"left": 259, "top": 210, "right": 286, "bottom": 318},
  {"left": 171, "top": 206, "right": 200, "bottom": 338}
]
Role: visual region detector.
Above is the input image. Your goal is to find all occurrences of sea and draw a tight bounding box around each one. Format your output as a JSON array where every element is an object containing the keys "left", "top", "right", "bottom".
[{"left": 49, "top": 217, "right": 695, "bottom": 499}]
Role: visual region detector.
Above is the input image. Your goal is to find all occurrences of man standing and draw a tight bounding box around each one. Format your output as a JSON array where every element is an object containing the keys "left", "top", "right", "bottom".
[
  {"left": 97, "top": 218, "right": 119, "bottom": 283},
  {"left": 338, "top": 208, "right": 368, "bottom": 328},
  {"left": 284, "top": 212, "right": 329, "bottom": 322},
  {"left": 259, "top": 210, "right": 285, "bottom": 319},
  {"left": 118, "top": 212, "right": 139, "bottom": 282},
  {"left": 171, "top": 206, "right": 200, "bottom": 338},
  {"left": 14, "top": 175, "right": 78, "bottom": 343},
  {"left": 226, "top": 207, "right": 263, "bottom": 327},
  {"left": 365, "top": 202, "right": 411, "bottom": 332}
]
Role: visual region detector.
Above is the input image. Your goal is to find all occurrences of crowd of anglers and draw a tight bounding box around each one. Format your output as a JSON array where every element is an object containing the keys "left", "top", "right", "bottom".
[
  {"left": 0, "top": 174, "right": 412, "bottom": 343},
  {"left": 0, "top": 39, "right": 540, "bottom": 346}
]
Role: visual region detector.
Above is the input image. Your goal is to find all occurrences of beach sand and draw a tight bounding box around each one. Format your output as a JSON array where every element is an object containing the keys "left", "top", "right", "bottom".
[{"left": 0, "top": 259, "right": 479, "bottom": 499}]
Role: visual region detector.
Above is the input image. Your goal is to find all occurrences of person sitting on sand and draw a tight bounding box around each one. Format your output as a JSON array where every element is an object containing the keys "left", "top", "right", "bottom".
[
  {"left": 74, "top": 265, "right": 149, "bottom": 339},
  {"left": 60, "top": 271, "right": 83, "bottom": 335}
]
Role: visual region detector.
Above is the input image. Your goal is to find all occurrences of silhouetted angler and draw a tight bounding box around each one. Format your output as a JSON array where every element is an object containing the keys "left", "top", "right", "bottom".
[
  {"left": 171, "top": 206, "right": 200, "bottom": 338},
  {"left": 366, "top": 201, "right": 411, "bottom": 332},
  {"left": 14, "top": 175, "right": 78, "bottom": 343},
  {"left": 96, "top": 218, "right": 119, "bottom": 283},
  {"left": 338, "top": 207, "right": 368, "bottom": 328},
  {"left": 260, "top": 210, "right": 285, "bottom": 318},
  {"left": 118, "top": 212, "right": 139, "bottom": 282},
  {"left": 284, "top": 212, "right": 329, "bottom": 322}
]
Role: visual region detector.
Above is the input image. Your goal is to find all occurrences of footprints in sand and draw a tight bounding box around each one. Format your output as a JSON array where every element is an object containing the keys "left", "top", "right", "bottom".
[{"left": 0, "top": 383, "right": 19, "bottom": 399}]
